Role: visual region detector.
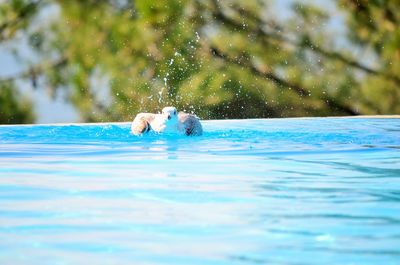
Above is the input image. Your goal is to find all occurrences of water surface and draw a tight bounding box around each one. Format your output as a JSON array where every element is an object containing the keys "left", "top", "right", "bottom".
[{"left": 0, "top": 118, "right": 399, "bottom": 264}]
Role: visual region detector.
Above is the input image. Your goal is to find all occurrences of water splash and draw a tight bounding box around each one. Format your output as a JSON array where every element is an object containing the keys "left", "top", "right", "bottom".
[{"left": 158, "top": 87, "right": 164, "bottom": 104}]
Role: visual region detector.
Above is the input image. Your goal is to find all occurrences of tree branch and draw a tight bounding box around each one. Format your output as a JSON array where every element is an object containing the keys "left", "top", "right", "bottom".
[
  {"left": 210, "top": 46, "right": 359, "bottom": 115},
  {"left": 0, "top": 0, "right": 44, "bottom": 41},
  {"left": 210, "top": 47, "right": 308, "bottom": 97},
  {"left": 208, "top": 0, "right": 400, "bottom": 85}
]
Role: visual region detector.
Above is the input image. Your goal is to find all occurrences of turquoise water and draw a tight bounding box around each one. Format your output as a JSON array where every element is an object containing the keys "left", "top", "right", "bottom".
[{"left": 0, "top": 118, "right": 399, "bottom": 265}]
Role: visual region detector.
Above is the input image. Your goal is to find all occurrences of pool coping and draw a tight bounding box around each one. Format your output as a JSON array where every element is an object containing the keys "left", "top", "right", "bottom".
[{"left": 1, "top": 115, "right": 399, "bottom": 127}]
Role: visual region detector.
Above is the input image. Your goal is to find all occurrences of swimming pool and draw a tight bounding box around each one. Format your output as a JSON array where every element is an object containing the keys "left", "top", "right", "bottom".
[{"left": 1, "top": 117, "right": 399, "bottom": 264}]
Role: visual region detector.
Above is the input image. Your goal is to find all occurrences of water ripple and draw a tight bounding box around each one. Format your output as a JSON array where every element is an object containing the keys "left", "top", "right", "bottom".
[{"left": 0, "top": 118, "right": 399, "bottom": 265}]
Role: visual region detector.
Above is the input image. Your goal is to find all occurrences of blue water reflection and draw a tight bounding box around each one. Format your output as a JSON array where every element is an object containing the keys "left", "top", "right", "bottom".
[{"left": 0, "top": 118, "right": 399, "bottom": 264}]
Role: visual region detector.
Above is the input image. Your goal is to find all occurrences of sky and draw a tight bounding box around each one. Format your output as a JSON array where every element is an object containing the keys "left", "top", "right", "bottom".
[{"left": 0, "top": 0, "right": 348, "bottom": 124}]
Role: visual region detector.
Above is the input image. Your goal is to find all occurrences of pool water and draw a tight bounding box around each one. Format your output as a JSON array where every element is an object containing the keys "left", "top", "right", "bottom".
[{"left": 0, "top": 118, "right": 399, "bottom": 265}]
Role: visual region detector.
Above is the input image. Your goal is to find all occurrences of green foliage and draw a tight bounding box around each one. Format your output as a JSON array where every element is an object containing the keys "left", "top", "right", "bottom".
[
  {"left": 338, "top": 0, "right": 400, "bottom": 114},
  {"left": 0, "top": 0, "right": 399, "bottom": 123},
  {"left": 0, "top": 82, "right": 34, "bottom": 124}
]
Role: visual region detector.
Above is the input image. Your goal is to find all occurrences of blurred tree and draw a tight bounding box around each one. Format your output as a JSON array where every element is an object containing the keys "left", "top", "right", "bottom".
[
  {"left": 0, "top": 0, "right": 398, "bottom": 123},
  {"left": 0, "top": 0, "right": 39, "bottom": 123},
  {"left": 0, "top": 81, "right": 34, "bottom": 123},
  {"left": 337, "top": 0, "right": 400, "bottom": 114}
]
